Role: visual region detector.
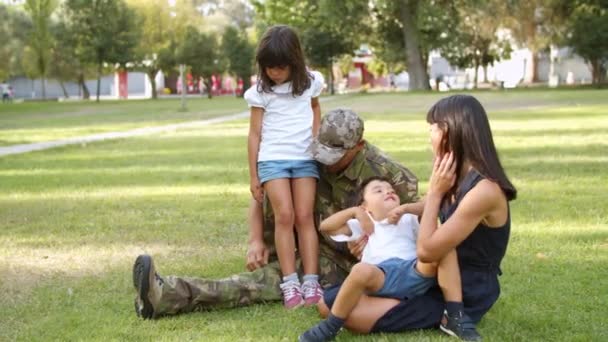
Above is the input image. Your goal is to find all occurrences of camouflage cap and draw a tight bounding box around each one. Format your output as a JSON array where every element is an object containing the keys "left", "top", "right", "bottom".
[{"left": 310, "top": 108, "right": 364, "bottom": 165}]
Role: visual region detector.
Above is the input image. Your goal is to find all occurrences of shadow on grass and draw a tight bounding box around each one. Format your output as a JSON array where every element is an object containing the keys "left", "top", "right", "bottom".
[
  {"left": 1, "top": 134, "right": 606, "bottom": 192},
  {"left": 5, "top": 228, "right": 606, "bottom": 341}
]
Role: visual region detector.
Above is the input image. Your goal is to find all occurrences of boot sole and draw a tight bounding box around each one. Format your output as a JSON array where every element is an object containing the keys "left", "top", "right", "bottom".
[
  {"left": 133, "top": 254, "right": 154, "bottom": 319},
  {"left": 440, "top": 324, "right": 458, "bottom": 338}
]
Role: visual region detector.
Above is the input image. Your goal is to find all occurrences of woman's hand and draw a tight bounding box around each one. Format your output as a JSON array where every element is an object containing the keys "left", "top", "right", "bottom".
[
  {"left": 250, "top": 178, "right": 264, "bottom": 203},
  {"left": 429, "top": 151, "right": 457, "bottom": 196},
  {"left": 347, "top": 235, "right": 368, "bottom": 260}
]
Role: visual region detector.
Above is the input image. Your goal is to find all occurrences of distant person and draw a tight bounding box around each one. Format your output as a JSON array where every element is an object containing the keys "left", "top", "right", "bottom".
[
  {"left": 2, "top": 83, "right": 9, "bottom": 103},
  {"left": 244, "top": 25, "right": 325, "bottom": 309}
]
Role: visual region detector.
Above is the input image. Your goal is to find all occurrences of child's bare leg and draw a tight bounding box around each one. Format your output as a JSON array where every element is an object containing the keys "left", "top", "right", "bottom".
[
  {"left": 300, "top": 262, "right": 385, "bottom": 341},
  {"left": 415, "top": 250, "right": 461, "bottom": 302},
  {"left": 291, "top": 177, "right": 318, "bottom": 275},
  {"left": 436, "top": 250, "right": 481, "bottom": 340},
  {"left": 264, "top": 178, "right": 296, "bottom": 276},
  {"left": 438, "top": 249, "right": 462, "bottom": 303},
  {"left": 331, "top": 263, "right": 385, "bottom": 318}
]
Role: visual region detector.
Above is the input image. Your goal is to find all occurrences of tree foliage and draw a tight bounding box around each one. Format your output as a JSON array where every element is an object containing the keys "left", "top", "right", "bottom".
[
  {"left": 436, "top": 0, "right": 511, "bottom": 87},
  {"left": 371, "top": 0, "right": 456, "bottom": 90},
  {"left": 23, "top": 0, "right": 57, "bottom": 99},
  {"left": 253, "top": 0, "right": 369, "bottom": 94},
  {"left": 221, "top": 25, "right": 254, "bottom": 97},
  {"left": 567, "top": 1, "right": 608, "bottom": 84},
  {"left": 127, "top": 0, "right": 174, "bottom": 99},
  {"left": 63, "top": 0, "right": 140, "bottom": 101},
  {"left": 177, "top": 26, "right": 221, "bottom": 98}
]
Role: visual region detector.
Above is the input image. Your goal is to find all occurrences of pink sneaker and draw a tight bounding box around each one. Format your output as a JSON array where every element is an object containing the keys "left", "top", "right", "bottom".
[
  {"left": 302, "top": 280, "right": 323, "bottom": 306},
  {"left": 280, "top": 281, "right": 304, "bottom": 309}
]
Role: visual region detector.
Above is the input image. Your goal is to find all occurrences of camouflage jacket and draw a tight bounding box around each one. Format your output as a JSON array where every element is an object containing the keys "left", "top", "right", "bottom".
[{"left": 262, "top": 141, "right": 419, "bottom": 272}]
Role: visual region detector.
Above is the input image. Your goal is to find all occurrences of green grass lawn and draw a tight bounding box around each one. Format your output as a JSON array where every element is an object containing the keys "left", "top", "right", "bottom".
[
  {"left": 0, "top": 97, "right": 246, "bottom": 146},
  {"left": 1, "top": 89, "right": 607, "bottom": 341}
]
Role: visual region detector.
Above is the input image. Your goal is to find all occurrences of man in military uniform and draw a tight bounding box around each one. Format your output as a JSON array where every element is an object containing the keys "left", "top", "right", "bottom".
[{"left": 132, "top": 108, "right": 419, "bottom": 319}]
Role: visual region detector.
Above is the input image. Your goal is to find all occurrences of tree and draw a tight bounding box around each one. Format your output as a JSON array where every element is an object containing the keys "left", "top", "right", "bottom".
[
  {"left": 437, "top": 0, "right": 511, "bottom": 88},
  {"left": 567, "top": 1, "right": 608, "bottom": 85},
  {"left": 64, "top": 0, "right": 140, "bottom": 102},
  {"left": 253, "top": 0, "right": 369, "bottom": 94},
  {"left": 221, "top": 25, "right": 254, "bottom": 97},
  {"left": 398, "top": 0, "right": 430, "bottom": 90},
  {"left": 502, "top": 0, "right": 564, "bottom": 83},
  {"left": 0, "top": 5, "right": 31, "bottom": 81},
  {"left": 372, "top": 0, "right": 454, "bottom": 90},
  {"left": 23, "top": 0, "right": 57, "bottom": 99},
  {"left": 46, "top": 17, "right": 100, "bottom": 99},
  {"left": 177, "top": 26, "right": 221, "bottom": 98},
  {"left": 127, "top": 0, "right": 173, "bottom": 99}
]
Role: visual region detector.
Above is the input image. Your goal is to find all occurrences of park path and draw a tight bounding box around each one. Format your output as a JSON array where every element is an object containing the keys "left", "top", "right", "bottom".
[
  {"left": 0, "top": 97, "right": 345, "bottom": 158},
  {"left": 0, "top": 111, "right": 250, "bottom": 157}
]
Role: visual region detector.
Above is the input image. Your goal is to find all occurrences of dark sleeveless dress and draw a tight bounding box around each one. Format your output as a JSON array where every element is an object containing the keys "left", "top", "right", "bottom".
[
  {"left": 439, "top": 169, "right": 510, "bottom": 322},
  {"left": 323, "top": 170, "right": 512, "bottom": 332}
]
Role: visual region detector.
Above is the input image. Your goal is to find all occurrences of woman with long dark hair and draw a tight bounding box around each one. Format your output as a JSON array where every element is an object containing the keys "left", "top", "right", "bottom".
[{"left": 312, "top": 95, "right": 516, "bottom": 341}]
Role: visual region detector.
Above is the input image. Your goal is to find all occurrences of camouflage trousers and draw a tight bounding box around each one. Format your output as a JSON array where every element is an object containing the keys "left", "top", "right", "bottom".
[{"left": 153, "top": 254, "right": 350, "bottom": 317}]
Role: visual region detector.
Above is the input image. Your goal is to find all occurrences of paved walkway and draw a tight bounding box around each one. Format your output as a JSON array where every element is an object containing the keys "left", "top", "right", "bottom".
[
  {"left": 1, "top": 96, "right": 344, "bottom": 158},
  {"left": 0, "top": 110, "right": 250, "bottom": 157}
]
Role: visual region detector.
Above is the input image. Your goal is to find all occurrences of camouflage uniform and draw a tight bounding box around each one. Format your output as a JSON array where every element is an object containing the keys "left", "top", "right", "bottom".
[{"left": 152, "top": 110, "right": 418, "bottom": 317}]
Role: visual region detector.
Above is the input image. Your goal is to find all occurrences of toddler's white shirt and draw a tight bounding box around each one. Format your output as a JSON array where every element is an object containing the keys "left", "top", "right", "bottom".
[{"left": 332, "top": 214, "right": 419, "bottom": 265}]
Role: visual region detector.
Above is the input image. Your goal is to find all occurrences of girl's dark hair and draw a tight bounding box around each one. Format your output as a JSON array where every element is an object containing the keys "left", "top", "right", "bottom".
[
  {"left": 255, "top": 25, "right": 312, "bottom": 96},
  {"left": 426, "top": 95, "right": 517, "bottom": 201},
  {"left": 356, "top": 176, "right": 394, "bottom": 205}
]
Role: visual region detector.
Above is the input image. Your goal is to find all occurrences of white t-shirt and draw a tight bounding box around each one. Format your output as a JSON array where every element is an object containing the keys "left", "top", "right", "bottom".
[
  {"left": 334, "top": 214, "right": 419, "bottom": 265},
  {"left": 244, "top": 71, "right": 324, "bottom": 162}
]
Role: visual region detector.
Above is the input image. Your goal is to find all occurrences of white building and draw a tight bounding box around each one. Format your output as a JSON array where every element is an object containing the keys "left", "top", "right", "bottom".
[{"left": 428, "top": 28, "right": 593, "bottom": 90}]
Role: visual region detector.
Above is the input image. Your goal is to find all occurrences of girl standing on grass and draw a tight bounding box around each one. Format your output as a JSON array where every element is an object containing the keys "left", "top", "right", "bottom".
[
  {"left": 245, "top": 25, "right": 324, "bottom": 309},
  {"left": 312, "top": 95, "right": 516, "bottom": 340}
]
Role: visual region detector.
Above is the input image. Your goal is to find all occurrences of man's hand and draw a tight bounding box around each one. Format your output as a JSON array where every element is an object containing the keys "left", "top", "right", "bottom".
[
  {"left": 347, "top": 235, "right": 368, "bottom": 260},
  {"left": 246, "top": 239, "right": 269, "bottom": 271},
  {"left": 354, "top": 206, "right": 374, "bottom": 235},
  {"left": 250, "top": 178, "right": 264, "bottom": 203}
]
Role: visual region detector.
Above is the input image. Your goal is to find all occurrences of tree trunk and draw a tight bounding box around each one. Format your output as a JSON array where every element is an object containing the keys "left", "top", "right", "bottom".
[
  {"left": 329, "top": 60, "right": 335, "bottom": 95},
  {"left": 59, "top": 80, "right": 69, "bottom": 98},
  {"left": 96, "top": 62, "right": 102, "bottom": 102},
  {"left": 399, "top": 0, "right": 430, "bottom": 90},
  {"left": 78, "top": 73, "right": 90, "bottom": 100},
  {"left": 41, "top": 77, "right": 46, "bottom": 100},
  {"left": 483, "top": 65, "right": 489, "bottom": 83},
  {"left": 590, "top": 59, "right": 606, "bottom": 85},
  {"left": 473, "top": 57, "right": 480, "bottom": 89},
  {"left": 531, "top": 51, "right": 539, "bottom": 83},
  {"left": 205, "top": 79, "right": 212, "bottom": 99},
  {"left": 240, "top": 73, "right": 251, "bottom": 98},
  {"left": 148, "top": 70, "right": 158, "bottom": 99},
  {"left": 179, "top": 64, "right": 186, "bottom": 111}
]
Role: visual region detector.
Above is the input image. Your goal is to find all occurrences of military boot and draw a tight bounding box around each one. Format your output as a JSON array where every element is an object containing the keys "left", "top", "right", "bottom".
[{"left": 133, "top": 254, "right": 164, "bottom": 319}]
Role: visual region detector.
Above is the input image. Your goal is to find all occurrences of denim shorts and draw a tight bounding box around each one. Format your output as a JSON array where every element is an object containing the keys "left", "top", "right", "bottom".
[
  {"left": 374, "top": 257, "right": 436, "bottom": 300},
  {"left": 257, "top": 159, "right": 319, "bottom": 184}
]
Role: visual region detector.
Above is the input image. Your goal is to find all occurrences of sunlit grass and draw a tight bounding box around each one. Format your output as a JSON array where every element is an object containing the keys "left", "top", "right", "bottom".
[
  {"left": 0, "top": 89, "right": 607, "bottom": 341},
  {"left": 0, "top": 97, "right": 247, "bottom": 145}
]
